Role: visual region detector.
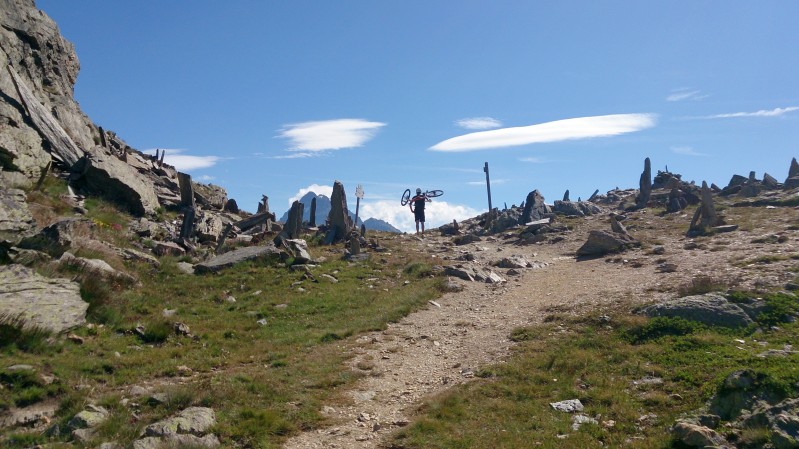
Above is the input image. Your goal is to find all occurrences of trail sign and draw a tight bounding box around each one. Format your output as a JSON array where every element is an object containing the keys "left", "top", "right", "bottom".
[{"left": 355, "top": 184, "right": 364, "bottom": 227}]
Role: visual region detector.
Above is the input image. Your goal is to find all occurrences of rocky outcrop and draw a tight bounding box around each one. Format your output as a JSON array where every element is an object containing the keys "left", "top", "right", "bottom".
[
  {"left": 552, "top": 200, "right": 601, "bottom": 217},
  {"left": 58, "top": 251, "right": 136, "bottom": 284},
  {"left": 0, "top": 0, "right": 97, "bottom": 180},
  {"left": 0, "top": 264, "right": 86, "bottom": 333},
  {"left": 72, "top": 150, "right": 160, "bottom": 216},
  {"left": 786, "top": 157, "right": 799, "bottom": 189},
  {"left": 17, "top": 217, "right": 93, "bottom": 257},
  {"left": 0, "top": 187, "right": 36, "bottom": 245}
]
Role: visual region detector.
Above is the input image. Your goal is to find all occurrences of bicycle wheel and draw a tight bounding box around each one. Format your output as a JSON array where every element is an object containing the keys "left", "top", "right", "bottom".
[
  {"left": 425, "top": 189, "right": 444, "bottom": 198},
  {"left": 400, "top": 188, "right": 411, "bottom": 206}
]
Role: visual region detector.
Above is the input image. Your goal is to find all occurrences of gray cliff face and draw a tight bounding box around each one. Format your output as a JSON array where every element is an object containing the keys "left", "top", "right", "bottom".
[{"left": 0, "top": 0, "right": 99, "bottom": 184}]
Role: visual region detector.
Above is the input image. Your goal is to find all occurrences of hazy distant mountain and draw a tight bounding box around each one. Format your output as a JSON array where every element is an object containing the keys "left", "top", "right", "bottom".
[
  {"left": 279, "top": 192, "right": 399, "bottom": 232},
  {"left": 363, "top": 218, "right": 401, "bottom": 233}
]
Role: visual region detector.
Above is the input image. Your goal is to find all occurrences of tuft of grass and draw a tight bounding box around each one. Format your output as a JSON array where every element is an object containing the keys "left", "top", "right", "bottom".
[
  {"left": 404, "top": 262, "right": 434, "bottom": 278},
  {"left": 677, "top": 274, "right": 728, "bottom": 297},
  {"left": 139, "top": 320, "right": 173, "bottom": 344},
  {"left": 623, "top": 316, "right": 705, "bottom": 344},
  {"left": 0, "top": 314, "right": 53, "bottom": 353}
]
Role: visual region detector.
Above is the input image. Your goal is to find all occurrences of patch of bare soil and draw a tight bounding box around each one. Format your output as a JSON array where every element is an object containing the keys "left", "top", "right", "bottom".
[{"left": 284, "top": 205, "right": 798, "bottom": 448}]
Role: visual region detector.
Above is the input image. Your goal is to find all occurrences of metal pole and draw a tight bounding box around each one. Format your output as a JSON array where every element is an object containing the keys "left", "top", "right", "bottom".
[
  {"left": 355, "top": 197, "right": 360, "bottom": 226},
  {"left": 484, "top": 162, "right": 493, "bottom": 213}
]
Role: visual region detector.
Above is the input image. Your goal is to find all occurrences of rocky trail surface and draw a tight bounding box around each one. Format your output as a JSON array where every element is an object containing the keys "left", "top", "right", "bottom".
[{"left": 284, "top": 206, "right": 798, "bottom": 449}]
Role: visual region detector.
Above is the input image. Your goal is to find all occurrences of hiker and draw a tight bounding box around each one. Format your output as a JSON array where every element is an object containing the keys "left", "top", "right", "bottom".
[{"left": 409, "top": 188, "right": 431, "bottom": 234}]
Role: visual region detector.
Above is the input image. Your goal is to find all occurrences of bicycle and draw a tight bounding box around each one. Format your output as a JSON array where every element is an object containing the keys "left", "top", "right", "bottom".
[{"left": 400, "top": 188, "right": 444, "bottom": 206}]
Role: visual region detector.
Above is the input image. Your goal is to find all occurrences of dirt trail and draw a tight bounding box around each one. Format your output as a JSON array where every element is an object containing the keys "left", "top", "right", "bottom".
[
  {"left": 284, "top": 225, "right": 662, "bottom": 448},
  {"left": 284, "top": 206, "right": 797, "bottom": 448}
]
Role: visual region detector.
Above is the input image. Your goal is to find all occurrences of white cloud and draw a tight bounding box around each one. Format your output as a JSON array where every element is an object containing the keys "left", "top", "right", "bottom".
[
  {"left": 278, "top": 119, "right": 386, "bottom": 152},
  {"left": 671, "top": 146, "right": 708, "bottom": 157},
  {"left": 288, "top": 184, "right": 333, "bottom": 207},
  {"left": 430, "top": 113, "right": 656, "bottom": 152},
  {"left": 666, "top": 88, "right": 708, "bottom": 102},
  {"left": 361, "top": 200, "right": 480, "bottom": 233},
  {"left": 142, "top": 148, "right": 220, "bottom": 171},
  {"left": 467, "top": 179, "right": 507, "bottom": 186},
  {"left": 700, "top": 106, "right": 799, "bottom": 119},
  {"left": 269, "top": 152, "right": 317, "bottom": 159},
  {"left": 519, "top": 156, "right": 546, "bottom": 163},
  {"left": 456, "top": 117, "right": 503, "bottom": 130}
]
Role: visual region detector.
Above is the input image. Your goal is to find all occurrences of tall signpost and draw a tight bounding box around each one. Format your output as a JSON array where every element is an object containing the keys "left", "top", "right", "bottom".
[{"left": 355, "top": 184, "right": 364, "bottom": 226}]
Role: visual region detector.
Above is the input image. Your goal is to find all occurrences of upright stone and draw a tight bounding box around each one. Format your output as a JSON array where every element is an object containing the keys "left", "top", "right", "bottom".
[
  {"left": 636, "top": 157, "right": 652, "bottom": 208},
  {"left": 326, "top": 181, "right": 352, "bottom": 244},
  {"left": 519, "top": 190, "right": 551, "bottom": 225},
  {"left": 277, "top": 200, "right": 304, "bottom": 242},
  {"left": 563, "top": 190, "right": 570, "bottom": 202},
  {"left": 785, "top": 157, "right": 799, "bottom": 189},
  {"left": 789, "top": 157, "right": 799, "bottom": 179},
  {"left": 610, "top": 214, "right": 628, "bottom": 235},
  {"left": 177, "top": 173, "right": 195, "bottom": 209},
  {"left": 588, "top": 189, "right": 600, "bottom": 202},
  {"left": 361, "top": 223, "right": 367, "bottom": 237},
  {"left": 688, "top": 181, "right": 722, "bottom": 235},
  {"left": 309, "top": 197, "right": 317, "bottom": 227}
]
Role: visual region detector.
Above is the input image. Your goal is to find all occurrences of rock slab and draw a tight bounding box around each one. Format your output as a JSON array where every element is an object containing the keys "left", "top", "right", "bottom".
[{"left": 0, "top": 264, "right": 86, "bottom": 333}]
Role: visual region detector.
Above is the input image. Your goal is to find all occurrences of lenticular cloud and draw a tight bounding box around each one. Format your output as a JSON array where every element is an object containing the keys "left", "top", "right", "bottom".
[{"left": 430, "top": 113, "right": 656, "bottom": 152}]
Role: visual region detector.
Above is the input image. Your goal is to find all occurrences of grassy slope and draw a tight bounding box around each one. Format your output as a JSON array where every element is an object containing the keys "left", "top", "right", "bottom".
[{"left": 1, "top": 178, "right": 444, "bottom": 448}]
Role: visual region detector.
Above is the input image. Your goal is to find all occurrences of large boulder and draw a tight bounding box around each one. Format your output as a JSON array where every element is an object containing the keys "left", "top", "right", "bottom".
[
  {"left": 193, "top": 182, "right": 227, "bottom": 210},
  {"left": 0, "top": 264, "right": 87, "bottom": 333},
  {"left": 576, "top": 230, "right": 639, "bottom": 257},
  {"left": 72, "top": 150, "right": 160, "bottom": 216},
  {"left": 195, "top": 212, "right": 225, "bottom": 243},
  {"left": 134, "top": 407, "right": 220, "bottom": 449},
  {"left": 0, "top": 187, "right": 36, "bottom": 245},
  {"left": 18, "top": 217, "right": 93, "bottom": 257},
  {"left": 640, "top": 292, "right": 754, "bottom": 328},
  {"left": 519, "top": 190, "right": 551, "bottom": 224}
]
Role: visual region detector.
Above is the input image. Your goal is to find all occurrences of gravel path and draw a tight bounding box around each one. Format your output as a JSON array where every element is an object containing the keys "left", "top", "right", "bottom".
[{"left": 284, "top": 206, "right": 798, "bottom": 448}]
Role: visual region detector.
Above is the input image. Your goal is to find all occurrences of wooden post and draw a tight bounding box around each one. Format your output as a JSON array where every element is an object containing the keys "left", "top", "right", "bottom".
[{"left": 484, "top": 162, "right": 493, "bottom": 213}]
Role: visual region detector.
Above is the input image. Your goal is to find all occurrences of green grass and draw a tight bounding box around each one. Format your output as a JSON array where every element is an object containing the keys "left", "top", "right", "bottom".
[
  {"left": 0, "top": 231, "right": 441, "bottom": 448},
  {"left": 391, "top": 308, "right": 799, "bottom": 449}
]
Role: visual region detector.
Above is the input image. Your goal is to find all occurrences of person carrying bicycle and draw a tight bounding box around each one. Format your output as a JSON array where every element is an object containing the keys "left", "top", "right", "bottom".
[{"left": 410, "top": 188, "right": 431, "bottom": 234}]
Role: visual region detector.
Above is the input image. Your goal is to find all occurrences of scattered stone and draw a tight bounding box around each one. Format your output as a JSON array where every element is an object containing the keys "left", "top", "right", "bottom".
[
  {"left": 453, "top": 234, "right": 481, "bottom": 245},
  {"left": 550, "top": 399, "right": 584, "bottom": 413},
  {"left": 152, "top": 241, "right": 185, "bottom": 257},
  {"left": 493, "top": 255, "right": 532, "bottom": 269},
  {"left": 68, "top": 404, "right": 110, "bottom": 430},
  {"left": 283, "top": 239, "right": 314, "bottom": 264},
  {"left": 672, "top": 421, "right": 728, "bottom": 448},
  {"left": 571, "top": 414, "right": 598, "bottom": 431},
  {"left": 59, "top": 251, "right": 137, "bottom": 284}
]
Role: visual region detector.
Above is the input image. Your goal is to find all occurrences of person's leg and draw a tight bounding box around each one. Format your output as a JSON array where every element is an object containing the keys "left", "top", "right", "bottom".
[
  {"left": 421, "top": 221, "right": 425, "bottom": 233},
  {"left": 415, "top": 220, "right": 420, "bottom": 234}
]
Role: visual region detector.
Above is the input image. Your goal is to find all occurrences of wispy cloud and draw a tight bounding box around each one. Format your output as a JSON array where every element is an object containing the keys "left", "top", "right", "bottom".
[
  {"left": 666, "top": 88, "right": 708, "bottom": 102},
  {"left": 197, "top": 175, "right": 215, "bottom": 182},
  {"left": 519, "top": 156, "right": 547, "bottom": 163},
  {"left": 430, "top": 113, "right": 656, "bottom": 152},
  {"left": 269, "top": 152, "right": 318, "bottom": 159},
  {"left": 288, "top": 184, "right": 333, "bottom": 207},
  {"left": 142, "top": 148, "right": 220, "bottom": 171},
  {"left": 671, "top": 146, "right": 708, "bottom": 157},
  {"left": 456, "top": 117, "right": 503, "bottom": 130},
  {"left": 467, "top": 179, "right": 507, "bottom": 186},
  {"left": 698, "top": 106, "right": 799, "bottom": 119},
  {"left": 361, "top": 200, "right": 480, "bottom": 233},
  {"left": 278, "top": 118, "right": 386, "bottom": 152}
]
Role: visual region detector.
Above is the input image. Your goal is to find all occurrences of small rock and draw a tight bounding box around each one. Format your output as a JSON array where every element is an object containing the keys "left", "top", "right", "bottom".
[{"left": 550, "top": 399, "right": 584, "bottom": 413}]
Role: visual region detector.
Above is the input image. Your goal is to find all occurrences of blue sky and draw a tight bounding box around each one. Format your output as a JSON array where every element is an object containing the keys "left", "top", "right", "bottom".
[{"left": 37, "top": 1, "right": 799, "bottom": 231}]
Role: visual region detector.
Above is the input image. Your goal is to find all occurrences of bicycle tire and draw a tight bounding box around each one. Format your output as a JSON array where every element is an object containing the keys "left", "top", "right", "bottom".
[
  {"left": 400, "top": 188, "right": 411, "bottom": 206},
  {"left": 425, "top": 189, "right": 444, "bottom": 198}
]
